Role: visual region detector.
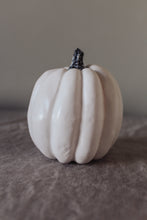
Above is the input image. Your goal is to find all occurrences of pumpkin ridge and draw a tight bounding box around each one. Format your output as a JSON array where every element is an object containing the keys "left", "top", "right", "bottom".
[
  {"left": 75, "top": 69, "right": 104, "bottom": 163},
  {"left": 72, "top": 70, "right": 83, "bottom": 162},
  {"left": 93, "top": 70, "right": 106, "bottom": 159},
  {"left": 93, "top": 66, "right": 122, "bottom": 159},
  {"left": 49, "top": 69, "right": 66, "bottom": 157}
]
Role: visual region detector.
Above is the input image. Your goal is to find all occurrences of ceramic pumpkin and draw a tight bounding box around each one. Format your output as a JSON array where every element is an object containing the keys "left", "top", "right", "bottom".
[{"left": 27, "top": 48, "right": 123, "bottom": 164}]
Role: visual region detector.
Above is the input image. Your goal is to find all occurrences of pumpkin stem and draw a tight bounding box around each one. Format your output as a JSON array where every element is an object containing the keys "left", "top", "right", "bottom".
[{"left": 69, "top": 48, "right": 85, "bottom": 70}]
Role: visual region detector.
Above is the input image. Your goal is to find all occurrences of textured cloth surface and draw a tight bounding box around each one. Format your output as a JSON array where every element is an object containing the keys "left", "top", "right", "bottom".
[{"left": 0, "top": 110, "right": 147, "bottom": 220}]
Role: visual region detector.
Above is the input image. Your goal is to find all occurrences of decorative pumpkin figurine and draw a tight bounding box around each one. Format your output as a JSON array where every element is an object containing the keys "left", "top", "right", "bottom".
[{"left": 27, "top": 48, "right": 123, "bottom": 164}]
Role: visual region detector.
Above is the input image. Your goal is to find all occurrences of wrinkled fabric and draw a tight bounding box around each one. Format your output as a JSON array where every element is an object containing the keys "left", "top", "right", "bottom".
[{"left": 0, "top": 110, "right": 147, "bottom": 220}]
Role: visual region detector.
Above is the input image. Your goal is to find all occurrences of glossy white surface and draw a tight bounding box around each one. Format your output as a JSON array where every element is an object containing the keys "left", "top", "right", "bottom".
[{"left": 27, "top": 65, "right": 123, "bottom": 164}]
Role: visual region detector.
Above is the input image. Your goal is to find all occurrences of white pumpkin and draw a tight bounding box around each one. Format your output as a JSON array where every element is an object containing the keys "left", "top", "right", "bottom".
[{"left": 27, "top": 48, "right": 123, "bottom": 164}]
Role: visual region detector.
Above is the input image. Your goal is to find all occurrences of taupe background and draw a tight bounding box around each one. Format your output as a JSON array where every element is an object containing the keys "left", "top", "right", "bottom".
[{"left": 0, "top": 0, "right": 147, "bottom": 116}]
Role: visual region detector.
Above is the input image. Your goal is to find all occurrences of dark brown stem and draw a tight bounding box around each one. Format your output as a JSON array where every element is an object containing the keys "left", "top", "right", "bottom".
[{"left": 69, "top": 48, "right": 85, "bottom": 70}]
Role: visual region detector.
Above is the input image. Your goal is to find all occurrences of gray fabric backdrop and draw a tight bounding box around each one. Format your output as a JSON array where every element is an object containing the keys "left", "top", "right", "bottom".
[{"left": 0, "top": 0, "right": 147, "bottom": 115}]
